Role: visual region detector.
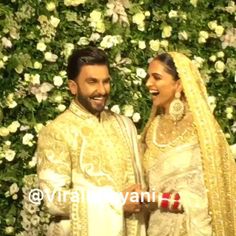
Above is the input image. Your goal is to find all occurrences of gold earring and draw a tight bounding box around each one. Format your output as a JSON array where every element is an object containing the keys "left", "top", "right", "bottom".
[{"left": 169, "top": 92, "right": 184, "bottom": 122}]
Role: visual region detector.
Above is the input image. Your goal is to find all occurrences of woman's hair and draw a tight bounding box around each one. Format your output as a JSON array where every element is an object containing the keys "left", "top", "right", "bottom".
[
  {"left": 67, "top": 47, "right": 109, "bottom": 81},
  {"left": 154, "top": 53, "right": 180, "bottom": 81}
]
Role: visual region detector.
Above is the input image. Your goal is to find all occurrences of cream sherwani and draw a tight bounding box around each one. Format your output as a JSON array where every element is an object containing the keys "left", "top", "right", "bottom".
[{"left": 37, "top": 100, "right": 145, "bottom": 236}]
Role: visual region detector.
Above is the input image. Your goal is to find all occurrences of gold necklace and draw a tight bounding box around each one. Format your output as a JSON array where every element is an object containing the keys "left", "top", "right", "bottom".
[{"left": 152, "top": 115, "right": 194, "bottom": 149}]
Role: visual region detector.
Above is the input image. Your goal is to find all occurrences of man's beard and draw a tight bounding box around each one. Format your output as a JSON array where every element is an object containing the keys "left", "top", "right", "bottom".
[{"left": 76, "top": 90, "right": 109, "bottom": 115}]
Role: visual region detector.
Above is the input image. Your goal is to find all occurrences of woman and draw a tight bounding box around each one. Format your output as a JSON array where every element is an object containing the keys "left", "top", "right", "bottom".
[{"left": 141, "top": 52, "right": 236, "bottom": 235}]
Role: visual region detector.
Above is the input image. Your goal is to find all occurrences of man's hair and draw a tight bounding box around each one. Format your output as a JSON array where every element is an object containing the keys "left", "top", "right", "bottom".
[{"left": 67, "top": 47, "right": 109, "bottom": 81}]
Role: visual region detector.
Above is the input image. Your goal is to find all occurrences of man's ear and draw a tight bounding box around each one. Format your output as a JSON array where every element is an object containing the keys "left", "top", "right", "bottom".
[{"left": 68, "top": 80, "right": 77, "bottom": 95}]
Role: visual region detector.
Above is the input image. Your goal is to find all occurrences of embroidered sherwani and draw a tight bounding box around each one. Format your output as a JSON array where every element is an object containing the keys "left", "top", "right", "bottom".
[{"left": 37, "top": 100, "right": 145, "bottom": 236}]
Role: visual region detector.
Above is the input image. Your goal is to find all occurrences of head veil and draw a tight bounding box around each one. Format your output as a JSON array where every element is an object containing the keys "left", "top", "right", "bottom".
[{"left": 142, "top": 52, "right": 236, "bottom": 235}]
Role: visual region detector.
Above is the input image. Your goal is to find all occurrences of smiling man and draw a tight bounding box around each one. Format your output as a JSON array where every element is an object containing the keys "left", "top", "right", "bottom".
[{"left": 36, "top": 47, "right": 146, "bottom": 236}]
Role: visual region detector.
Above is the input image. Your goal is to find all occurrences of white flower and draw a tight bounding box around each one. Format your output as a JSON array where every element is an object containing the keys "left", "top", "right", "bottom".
[
  {"left": 53, "top": 75, "right": 63, "bottom": 87},
  {"left": 208, "top": 20, "right": 217, "bottom": 30},
  {"left": 59, "top": 70, "right": 67, "bottom": 77},
  {"left": 7, "top": 121, "right": 20, "bottom": 133},
  {"left": 96, "top": 21, "right": 106, "bottom": 33},
  {"left": 44, "top": 52, "right": 58, "bottom": 62},
  {"left": 1, "top": 37, "right": 12, "bottom": 48},
  {"left": 138, "top": 40, "right": 146, "bottom": 49},
  {"left": 190, "top": 0, "right": 198, "bottom": 7},
  {"left": 3, "top": 56, "right": 8, "bottom": 62},
  {"left": 34, "top": 123, "right": 44, "bottom": 133},
  {"left": 230, "top": 144, "right": 236, "bottom": 159},
  {"left": 36, "top": 42, "right": 47, "bottom": 52},
  {"left": 77, "top": 37, "right": 90, "bottom": 46},
  {"left": 198, "top": 37, "right": 207, "bottom": 44},
  {"left": 9, "top": 183, "right": 19, "bottom": 195},
  {"left": 209, "top": 55, "right": 217, "bottom": 62},
  {"left": 168, "top": 10, "right": 178, "bottom": 18},
  {"left": 192, "top": 56, "right": 205, "bottom": 68},
  {"left": 217, "top": 51, "right": 224, "bottom": 58},
  {"left": 198, "top": 31, "right": 209, "bottom": 43},
  {"left": 0, "top": 127, "right": 10, "bottom": 137},
  {"left": 132, "top": 12, "right": 145, "bottom": 26},
  {"left": 226, "top": 113, "right": 233, "bottom": 119},
  {"left": 12, "top": 194, "right": 18, "bottom": 200},
  {"left": 110, "top": 105, "right": 120, "bottom": 114},
  {"left": 149, "top": 40, "right": 160, "bottom": 51},
  {"left": 5, "top": 226, "right": 14, "bottom": 235},
  {"left": 145, "top": 11, "right": 150, "bottom": 17},
  {"left": 123, "top": 105, "right": 134, "bottom": 117},
  {"left": 89, "top": 33, "right": 101, "bottom": 42},
  {"left": 34, "top": 61, "right": 42, "bottom": 69},
  {"left": 0, "top": 60, "right": 4, "bottom": 69},
  {"left": 132, "top": 112, "right": 141, "bottom": 123},
  {"left": 50, "top": 16, "right": 60, "bottom": 27},
  {"left": 162, "top": 26, "right": 172, "bottom": 38},
  {"left": 5, "top": 149, "right": 16, "bottom": 161},
  {"left": 178, "top": 31, "right": 188, "bottom": 40},
  {"left": 160, "top": 40, "right": 169, "bottom": 48},
  {"left": 215, "top": 25, "right": 224, "bottom": 37},
  {"left": 54, "top": 95, "right": 63, "bottom": 103},
  {"left": 29, "top": 155, "right": 37, "bottom": 168},
  {"left": 231, "top": 122, "right": 236, "bottom": 133},
  {"left": 46, "top": 2, "right": 56, "bottom": 11},
  {"left": 30, "top": 82, "right": 54, "bottom": 103},
  {"left": 207, "top": 96, "right": 216, "bottom": 112},
  {"left": 225, "top": 107, "right": 233, "bottom": 114},
  {"left": 100, "top": 35, "right": 123, "bottom": 49},
  {"left": 214, "top": 60, "right": 225, "bottom": 73},
  {"left": 57, "top": 104, "right": 66, "bottom": 112},
  {"left": 22, "top": 133, "right": 34, "bottom": 147},
  {"left": 64, "top": 0, "right": 86, "bottom": 6},
  {"left": 31, "top": 74, "right": 41, "bottom": 85},
  {"left": 90, "top": 10, "right": 102, "bottom": 22},
  {"left": 6, "top": 93, "right": 18, "bottom": 108},
  {"left": 136, "top": 68, "right": 147, "bottom": 79}
]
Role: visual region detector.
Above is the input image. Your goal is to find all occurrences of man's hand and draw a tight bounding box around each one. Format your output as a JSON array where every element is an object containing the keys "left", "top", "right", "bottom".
[{"left": 122, "top": 184, "right": 142, "bottom": 214}]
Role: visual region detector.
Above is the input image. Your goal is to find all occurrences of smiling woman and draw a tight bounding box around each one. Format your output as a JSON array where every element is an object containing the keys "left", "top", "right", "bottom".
[{"left": 141, "top": 52, "right": 236, "bottom": 236}]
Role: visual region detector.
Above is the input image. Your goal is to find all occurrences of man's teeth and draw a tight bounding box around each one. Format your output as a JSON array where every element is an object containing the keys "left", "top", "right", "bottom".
[{"left": 92, "top": 97, "right": 104, "bottom": 100}]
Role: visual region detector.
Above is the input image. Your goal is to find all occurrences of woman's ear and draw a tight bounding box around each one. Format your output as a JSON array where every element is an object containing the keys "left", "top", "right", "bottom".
[
  {"left": 176, "top": 80, "right": 183, "bottom": 93},
  {"left": 68, "top": 80, "right": 77, "bottom": 95}
]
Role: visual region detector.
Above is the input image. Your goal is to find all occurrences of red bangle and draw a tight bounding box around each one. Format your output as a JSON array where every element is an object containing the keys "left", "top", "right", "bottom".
[{"left": 161, "top": 193, "right": 171, "bottom": 209}]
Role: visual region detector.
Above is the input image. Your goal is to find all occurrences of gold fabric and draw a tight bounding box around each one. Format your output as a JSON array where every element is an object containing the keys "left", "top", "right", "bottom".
[
  {"left": 142, "top": 52, "right": 236, "bottom": 236},
  {"left": 37, "top": 100, "right": 145, "bottom": 236}
]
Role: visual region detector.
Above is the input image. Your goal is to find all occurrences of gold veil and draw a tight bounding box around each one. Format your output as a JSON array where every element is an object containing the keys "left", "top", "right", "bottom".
[{"left": 142, "top": 52, "right": 236, "bottom": 235}]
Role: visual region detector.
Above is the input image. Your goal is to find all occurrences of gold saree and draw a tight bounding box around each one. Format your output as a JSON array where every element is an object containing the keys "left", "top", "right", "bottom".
[{"left": 143, "top": 52, "right": 236, "bottom": 236}]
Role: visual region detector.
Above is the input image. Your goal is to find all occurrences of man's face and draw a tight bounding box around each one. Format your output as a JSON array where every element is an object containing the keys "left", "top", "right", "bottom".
[{"left": 69, "top": 64, "right": 111, "bottom": 116}]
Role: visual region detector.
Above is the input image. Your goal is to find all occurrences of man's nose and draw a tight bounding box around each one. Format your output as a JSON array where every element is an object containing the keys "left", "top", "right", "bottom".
[{"left": 97, "top": 83, "right": 106, "bottom": 95}]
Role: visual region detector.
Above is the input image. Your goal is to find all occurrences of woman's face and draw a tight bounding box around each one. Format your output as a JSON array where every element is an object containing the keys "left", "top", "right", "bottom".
[{"left": 146, "top": 59, "right": 181, "bottom": 113}]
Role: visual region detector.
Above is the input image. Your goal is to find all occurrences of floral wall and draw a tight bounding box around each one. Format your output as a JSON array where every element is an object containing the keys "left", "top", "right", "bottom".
[{"left": 0, "top": 0, "right": 235, "bottom": 235}]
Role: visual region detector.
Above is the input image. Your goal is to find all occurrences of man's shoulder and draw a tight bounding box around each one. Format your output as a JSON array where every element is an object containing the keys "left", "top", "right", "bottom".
[
  {"left": 39, "top": 110, "right": 71, "bottom": 136},
  {"left": 104, "top": 110, "right": 132, "bottom": 123}
]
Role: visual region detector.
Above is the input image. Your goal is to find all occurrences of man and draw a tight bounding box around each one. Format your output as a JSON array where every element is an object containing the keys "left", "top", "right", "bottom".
[{"left": 36, "top": 47, "right": 146, "bottom": 236}]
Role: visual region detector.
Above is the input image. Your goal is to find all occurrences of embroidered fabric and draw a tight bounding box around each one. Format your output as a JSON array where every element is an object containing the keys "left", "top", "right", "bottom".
[{"left": 142, "top": 52, "right": 236, "bottom": 236}]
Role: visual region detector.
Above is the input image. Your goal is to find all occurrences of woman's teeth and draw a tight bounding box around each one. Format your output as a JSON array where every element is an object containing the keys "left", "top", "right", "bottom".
[{"left": 150, "top": 90, "right": 160, "bottom": 96}]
